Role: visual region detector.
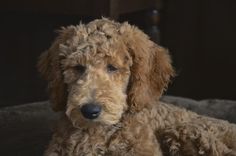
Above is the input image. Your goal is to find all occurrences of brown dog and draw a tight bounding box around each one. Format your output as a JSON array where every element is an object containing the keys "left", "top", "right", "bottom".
[{"left": 38, "top": 18, "right": 236, "bottom": 156}]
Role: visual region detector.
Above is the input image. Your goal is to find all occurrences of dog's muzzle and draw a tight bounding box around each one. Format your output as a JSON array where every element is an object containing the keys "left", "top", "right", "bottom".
[{"left": 80, "top": 103, "right": 102, "bottom": 119}]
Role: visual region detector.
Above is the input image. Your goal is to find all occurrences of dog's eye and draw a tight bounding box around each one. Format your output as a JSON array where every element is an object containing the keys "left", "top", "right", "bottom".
[
  {"left": 74, "top": 64, "right": 86, "bottom": 74},
  {"left": 107, "top": 64, "right": 118, "bottom": 73}
]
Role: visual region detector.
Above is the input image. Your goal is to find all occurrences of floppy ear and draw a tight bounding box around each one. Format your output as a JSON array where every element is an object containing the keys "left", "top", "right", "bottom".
[
  {"left": 38, "top": 45, "right": 67, "bottom": 111},
  {"left": 37, "top": 27, "right": 76, "bottom": 111},
  {"left": 121, "top": 24, "right": 174, "bottom": 112}
]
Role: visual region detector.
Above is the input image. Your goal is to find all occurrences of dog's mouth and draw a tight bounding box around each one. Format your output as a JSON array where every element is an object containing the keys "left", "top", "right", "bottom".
[
  {"left": 66, "top": 98, "right": 126, "bottom": 128},
  {"left": 68, "top": 107, "right": 122, "bottom": 128}
]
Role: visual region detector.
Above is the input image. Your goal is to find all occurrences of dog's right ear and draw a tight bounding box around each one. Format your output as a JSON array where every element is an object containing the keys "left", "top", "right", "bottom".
[
  {"left": 37, "top": 27, "right": 77, "bottom": 111},
  {"left": 38, "top": 42, "right": 67, "bottom": 111}
]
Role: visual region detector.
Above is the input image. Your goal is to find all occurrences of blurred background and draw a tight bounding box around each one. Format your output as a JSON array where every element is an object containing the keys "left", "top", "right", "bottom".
[{"left": 0, "top": 0, "right": 235, "bottom": 107}]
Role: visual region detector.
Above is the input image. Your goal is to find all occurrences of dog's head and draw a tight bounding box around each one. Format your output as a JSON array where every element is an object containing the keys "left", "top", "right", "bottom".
[{"left": 38, "top": 18, "right": 174, "bottom": 127}]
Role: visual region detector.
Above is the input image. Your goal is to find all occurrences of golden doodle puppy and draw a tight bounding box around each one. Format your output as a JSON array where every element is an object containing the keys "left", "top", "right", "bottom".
[{"left": 38, "top": 18, "right": 236, "bottom": 156}]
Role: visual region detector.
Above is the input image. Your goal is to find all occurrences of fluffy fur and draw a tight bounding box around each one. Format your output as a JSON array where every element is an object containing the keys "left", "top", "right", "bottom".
[{"left": 38, "top": 18, "right": 236, "bottom": 156}]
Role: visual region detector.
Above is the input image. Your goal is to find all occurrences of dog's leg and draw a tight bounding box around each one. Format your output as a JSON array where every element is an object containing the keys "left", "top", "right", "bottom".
[
  {"left": 44, "top": 118, "right": 81, "bottom": 156},
  {"left": 158, "top": 123, "right": 236, "bottom": 156},
  {"left": 107, "top": 117, "right": 163, "bottom": 156},
  {"left": 44, "top": 133, "right": 65, "bottom": 156}
]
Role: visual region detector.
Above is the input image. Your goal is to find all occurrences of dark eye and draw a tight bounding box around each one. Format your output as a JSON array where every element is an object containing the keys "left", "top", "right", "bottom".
[
  {"left": 107, "top": 64, "right": 118, "bottom": 73},
  {"left": 74, "top": 64, "right": 86, "bottom": 74}
]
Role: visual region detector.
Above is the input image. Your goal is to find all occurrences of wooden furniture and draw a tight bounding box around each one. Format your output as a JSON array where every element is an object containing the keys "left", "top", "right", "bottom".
[
  {"left": 0, "top": 0, "right": 161, "bottom": 19},
  {"left": 0, "top": 0, "right": 161, "bottom": 107}
]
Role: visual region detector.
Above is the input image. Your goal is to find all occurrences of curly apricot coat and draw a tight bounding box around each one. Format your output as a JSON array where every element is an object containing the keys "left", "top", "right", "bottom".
[{"left": 38, "top": 18, "right": 236, "bottom": 156}]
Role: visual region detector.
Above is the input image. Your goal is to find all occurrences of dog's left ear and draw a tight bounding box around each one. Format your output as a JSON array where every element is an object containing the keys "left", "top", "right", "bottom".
[{"left": 120, "top": 23, "right": 175, "bottom": 112}]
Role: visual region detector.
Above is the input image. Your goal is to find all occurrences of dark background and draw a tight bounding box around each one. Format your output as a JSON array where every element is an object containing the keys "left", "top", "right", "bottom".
[{"left": 0, "top": 0, "right": 235, "bottom": 107}]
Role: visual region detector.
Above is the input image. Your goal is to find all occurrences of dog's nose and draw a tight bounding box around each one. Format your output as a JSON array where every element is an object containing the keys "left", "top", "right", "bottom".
[{"left": 80, "top": 103, "right": 102, "bottom": 119}]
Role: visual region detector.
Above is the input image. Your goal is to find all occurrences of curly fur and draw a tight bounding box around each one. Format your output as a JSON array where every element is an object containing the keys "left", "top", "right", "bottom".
[{"left": 38, "top": 18, "right": 236, "bottom": 156}]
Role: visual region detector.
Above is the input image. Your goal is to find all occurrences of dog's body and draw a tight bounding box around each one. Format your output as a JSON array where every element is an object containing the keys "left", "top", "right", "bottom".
[
  {"left": 44, "top": 102, "right": 236, "bottom": 156},
  {"left": 38, "top": 18, "right": 236, "bottom": 156}
]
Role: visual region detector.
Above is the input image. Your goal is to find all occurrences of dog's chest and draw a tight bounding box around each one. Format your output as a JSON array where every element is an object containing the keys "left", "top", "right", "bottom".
[
  {"left": 68, "top": 126, "right": 124, "bottom": 156},
  {"left": 73, "top": 134, "right": 106, "bottom": 155},
  {"left": 68, "top": 126, "right": 157, "bottom": 156},
  {"left": 74, "top": 134, "right": 130, "bottom": 156}
]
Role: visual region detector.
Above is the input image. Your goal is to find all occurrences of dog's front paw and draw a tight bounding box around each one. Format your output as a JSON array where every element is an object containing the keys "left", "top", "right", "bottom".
[
  {"left": 159, "top": 123, "right": 235, "bottom": 156},
  {"left": 159, "top": 124, "right": 211, "bottom": 156}
]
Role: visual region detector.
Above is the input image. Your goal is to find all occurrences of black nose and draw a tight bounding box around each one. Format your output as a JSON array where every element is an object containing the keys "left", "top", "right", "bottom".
[{"left": 80, "top": 103, "right": 102, "bottom": 119}]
